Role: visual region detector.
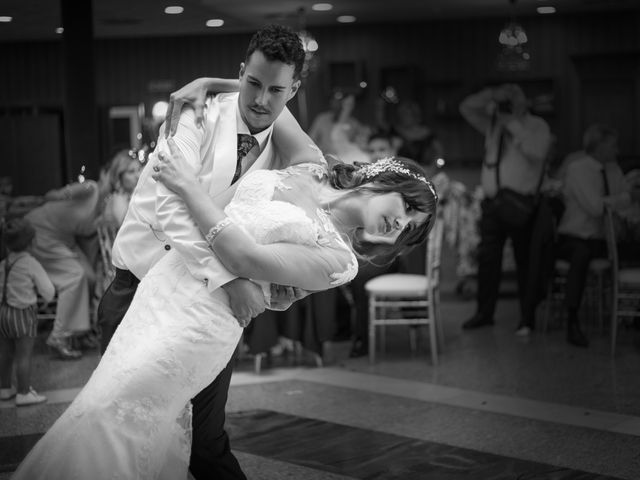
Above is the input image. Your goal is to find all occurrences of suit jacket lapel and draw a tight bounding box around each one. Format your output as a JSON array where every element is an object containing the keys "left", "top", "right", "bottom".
[{"left": 209, "top": 97, "right": 238, "bottom": 195}]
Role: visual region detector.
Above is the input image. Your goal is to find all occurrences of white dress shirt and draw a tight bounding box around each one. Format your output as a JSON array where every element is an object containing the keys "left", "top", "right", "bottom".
[
  {"left": 480, "top": 115, "right": 551, "bottom": 197},
  {"left": 459, "top": 88, "right": 552, "bottom": 198},
  {"left": 558, "top": 153, "right": 630, "bottom": 239},
  {"left": 0, "top": 252, "right": 55, "bottom": 309},
  {"left": 112, "top": 92, "right": 276, "bottom": 292}
]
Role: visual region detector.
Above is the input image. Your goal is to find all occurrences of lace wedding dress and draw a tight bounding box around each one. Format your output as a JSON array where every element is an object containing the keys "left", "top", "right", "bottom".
[{"left": 13, "top": 164, "right": 358, "bottom": 480}]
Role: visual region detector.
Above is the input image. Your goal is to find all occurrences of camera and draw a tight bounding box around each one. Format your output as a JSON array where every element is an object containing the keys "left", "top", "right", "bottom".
[{"left": 496, "top": 99, "right": 514, "bottom": 114}]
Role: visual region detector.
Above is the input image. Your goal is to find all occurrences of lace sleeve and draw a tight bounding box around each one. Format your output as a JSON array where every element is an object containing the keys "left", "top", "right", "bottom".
[{"left": 238, "top": 240, "right": 358, "bottom": 291}]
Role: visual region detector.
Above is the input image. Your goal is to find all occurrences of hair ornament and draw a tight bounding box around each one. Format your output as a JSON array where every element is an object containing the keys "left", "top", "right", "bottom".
[{"left": 360, "top": 157, "right": 438, "bottom": 201}]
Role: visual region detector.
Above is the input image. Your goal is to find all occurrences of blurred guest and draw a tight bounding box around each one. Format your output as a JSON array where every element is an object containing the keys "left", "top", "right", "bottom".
[
  {"left": 329, "top": 93, "right": 370, "bottom": 164},
  {"left": 392, "top": 101, "right": 444, "bottom": 167},
  {"left": 25, "top": 152, "right": 141, "bottom": 359},
  {"left": 309, "top": 91, "right": 368, "bottom": 160},
  {"left": 459, "top": 83, "right": 552, "bottom": 331},
  {"left": 100, "top": 150, "right": 142, "bottom": 229},
  {"left": 367, "top": 132, "right": 397, "bottom": 161},
  {"left": 0, "top": 218, "right": 54, "bottom": 406},
  {"left": 556, "top": 124, "right": 639, "bottom": 347}
]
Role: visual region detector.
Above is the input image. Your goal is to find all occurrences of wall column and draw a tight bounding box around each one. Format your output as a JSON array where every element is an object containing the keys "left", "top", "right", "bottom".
[{"left": 61, "top": 0, "right": 100, "bottom": 182}]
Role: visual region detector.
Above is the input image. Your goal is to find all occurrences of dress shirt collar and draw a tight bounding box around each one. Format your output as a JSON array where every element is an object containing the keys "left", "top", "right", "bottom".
[{"left": 235, "top": 105, "right": 273, "bottom": 152}]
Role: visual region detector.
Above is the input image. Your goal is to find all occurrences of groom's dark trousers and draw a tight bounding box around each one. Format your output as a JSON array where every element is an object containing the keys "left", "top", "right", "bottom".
[{"left": 98, "top": 268, "right": 247, "bottom": 480}]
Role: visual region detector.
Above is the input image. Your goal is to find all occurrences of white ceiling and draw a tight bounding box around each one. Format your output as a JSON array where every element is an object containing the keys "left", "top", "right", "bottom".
[{"left": 0, "top": 0, "right": 638, "bottom": 42}]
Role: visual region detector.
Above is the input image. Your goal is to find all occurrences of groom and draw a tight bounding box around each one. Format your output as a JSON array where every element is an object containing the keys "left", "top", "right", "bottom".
[{"left": 98, "top": 24, "right": 312, "bottom": 479}]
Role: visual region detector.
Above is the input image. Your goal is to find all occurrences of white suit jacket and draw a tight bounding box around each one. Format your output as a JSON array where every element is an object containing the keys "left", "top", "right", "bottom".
[{"left": 112, "top": 92, "right": 282, "bottom": 293}]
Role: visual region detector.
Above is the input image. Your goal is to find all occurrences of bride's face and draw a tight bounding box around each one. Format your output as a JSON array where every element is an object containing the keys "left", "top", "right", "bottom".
[
  {"left": 360, "top": 192, "right": 429, "bottom": 245},
  {"left": 238, "top": 50, "right": 300, "bottom": 134}
]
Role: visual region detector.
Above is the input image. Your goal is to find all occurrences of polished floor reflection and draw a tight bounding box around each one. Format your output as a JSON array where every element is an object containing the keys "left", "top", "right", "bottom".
[{"left": 228, "top": 409, "right": 622, "bottom": 479}]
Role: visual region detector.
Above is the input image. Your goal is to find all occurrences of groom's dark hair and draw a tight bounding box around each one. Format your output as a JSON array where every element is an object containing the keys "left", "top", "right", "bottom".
[{"left": 245, "top": 24, "right": 305, "bottom": 80}]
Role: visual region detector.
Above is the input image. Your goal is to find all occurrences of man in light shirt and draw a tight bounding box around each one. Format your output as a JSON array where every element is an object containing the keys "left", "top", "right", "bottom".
[
  {"left": 459, "top": 83, "right": 552, "bottom": 333},
  {"left": 98, "top": 25, "right": 310, "bottom": 480},
  {"left": 557, "top": 124, "right": 638, "bottom": 347}
]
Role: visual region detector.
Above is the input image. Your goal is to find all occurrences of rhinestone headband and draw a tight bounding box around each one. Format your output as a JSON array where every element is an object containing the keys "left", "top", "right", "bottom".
[{"left": 360, "top": 157, "right": 438, "bottom": 201}]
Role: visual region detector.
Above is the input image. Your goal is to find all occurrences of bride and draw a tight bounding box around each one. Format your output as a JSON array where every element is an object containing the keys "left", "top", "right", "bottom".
[{"left": 12, "top": 118, "right": 437, "bottom": 480}]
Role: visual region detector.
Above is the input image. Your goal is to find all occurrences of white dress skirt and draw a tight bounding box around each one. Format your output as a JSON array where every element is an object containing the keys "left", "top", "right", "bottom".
[{"left": 12, "top": 164, "right": 358, "bottom": 480}]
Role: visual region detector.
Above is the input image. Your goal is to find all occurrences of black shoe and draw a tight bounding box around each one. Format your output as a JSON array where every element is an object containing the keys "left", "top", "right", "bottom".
[
  {"left": 462, "top": 314, "right": 494, "bottom": 330},
  {"left": 567, "top": 324, "right": 589, "bottom": 347},
  {"left": 349, "top": 339, "right": 368, "bottom": 358}
]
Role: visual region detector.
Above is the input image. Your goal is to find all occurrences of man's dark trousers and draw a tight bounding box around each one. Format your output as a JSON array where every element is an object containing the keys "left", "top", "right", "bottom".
[
  {"left": 97, "top": 268, "right": 246, "bottom": 480},
  {"left": 475, "top": 198, "right": 533, "bottom": 322}
]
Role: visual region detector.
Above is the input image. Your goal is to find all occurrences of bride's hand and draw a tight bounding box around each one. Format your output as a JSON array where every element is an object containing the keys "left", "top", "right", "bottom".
[
  {"left": 151, "top": 138, "right": 198, "bottom": 194},
  {"left": 165, "top": 78, "right": 210, "bottom": 137}
]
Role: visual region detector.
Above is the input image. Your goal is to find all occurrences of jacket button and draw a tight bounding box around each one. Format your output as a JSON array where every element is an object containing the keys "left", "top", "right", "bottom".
[{"left": 164, "top": 244, "right": 171, "bottom": 251}]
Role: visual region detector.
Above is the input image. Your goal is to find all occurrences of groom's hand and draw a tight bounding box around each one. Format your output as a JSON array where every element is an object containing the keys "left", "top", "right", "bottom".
[
  {"left": 269, "top": 284, "right": 311, "bottom": 311},
  {"left": 222, "top": 278, "right": 266, "bottom": 327}
]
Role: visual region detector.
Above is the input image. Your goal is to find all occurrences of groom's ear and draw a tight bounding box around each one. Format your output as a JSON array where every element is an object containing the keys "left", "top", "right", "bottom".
[
  {"left": 238, "top": 62, "right": 246, "bottom": 79},
  {"left": 287, "top": 79, "right": 301, "bottom": 101}
]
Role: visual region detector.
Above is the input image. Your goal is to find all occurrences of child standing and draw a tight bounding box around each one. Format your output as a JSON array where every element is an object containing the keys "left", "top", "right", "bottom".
[{"left": 0, "top": 218, "right": 55, "bottom": 406}]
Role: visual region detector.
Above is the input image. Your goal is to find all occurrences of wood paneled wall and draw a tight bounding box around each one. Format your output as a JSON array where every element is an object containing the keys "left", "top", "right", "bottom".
[{"left": 1, "top": 10, "right": 639, "bottom": 182}]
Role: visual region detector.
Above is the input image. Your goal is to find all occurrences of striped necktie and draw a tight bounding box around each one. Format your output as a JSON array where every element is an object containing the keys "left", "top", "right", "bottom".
[{"left": 232, "top": 134, "right": 258, "bottom": 185}]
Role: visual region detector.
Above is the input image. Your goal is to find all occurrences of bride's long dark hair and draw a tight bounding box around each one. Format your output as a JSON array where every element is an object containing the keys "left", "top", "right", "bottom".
[{"left": 326, "top": 157, "right": 438, "bottom": 265}]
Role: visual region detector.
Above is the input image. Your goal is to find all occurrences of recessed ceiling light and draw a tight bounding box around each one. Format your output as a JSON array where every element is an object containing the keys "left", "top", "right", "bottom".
[
  {"left": 0, "top": 16, "right": 12, "bottom": 22},
  {"left": 337, "top": 15, "right": 356, "bottom": 23},
  {"left": 537, "top": 6, "right": 556, "bottom": 14},
  {"left": 206, "top": 18, "right": 224, "bottom": 27},
  {"left": 55, "top": 27, "right": 64, "bottom": 34},
  {"left": 312, "top": 3, "right": 333, "bottom": 11},
  {"left": 164, "top": 6, "right": 184, "bottom": 15}
]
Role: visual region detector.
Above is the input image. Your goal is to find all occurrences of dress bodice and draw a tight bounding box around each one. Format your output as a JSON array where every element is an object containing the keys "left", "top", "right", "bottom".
[{"left": 225, "top": 163, "right": 358, "bottom": 288}]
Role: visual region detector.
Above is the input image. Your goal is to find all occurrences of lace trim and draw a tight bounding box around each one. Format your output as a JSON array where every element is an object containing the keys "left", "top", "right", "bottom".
[
  {"left": 315, "top": 208, "right": 358, "bottom": 285},
  {"left": 330, "top": 256, "right": 358, "bottom": 285}
]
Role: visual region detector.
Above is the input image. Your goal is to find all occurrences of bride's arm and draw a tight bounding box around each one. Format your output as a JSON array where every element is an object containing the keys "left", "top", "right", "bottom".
[
  {"left": 165, "top": 77, "right": 240, "bottom": 136},
  {"left": 165, "top": 76, "right": 324, "bottom": 166},
  {"left": 154, "top": 139, "right": 354, "bottom": 292}
]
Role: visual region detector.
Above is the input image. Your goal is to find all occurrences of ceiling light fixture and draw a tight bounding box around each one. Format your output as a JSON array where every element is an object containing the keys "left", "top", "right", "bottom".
[
  {"left": 536, "top": 6, "right": 556, "bottom": 14},
  {"left": 496, "top": 0, "right": 531, "bottom": 72},
  {"left": 337, "top": 15, "right": 356, "bottom": 23},
  {"left": 55, "top": 27, "right": 64, "bottom": 34},
  {"left": 296, "top": 7, "right": 319, "bottom": 78},
  {"left": 206, "top": 19, "right": 224, "bottom": 27},
  {"left": 312, "top": 3, "right": 333, "bottom": 11},
  {"left": 0, "top": 16, "right": 12, "bottom": 22},
  {"left": 164, "top": 6, "right": 184, "bottom": 15}
]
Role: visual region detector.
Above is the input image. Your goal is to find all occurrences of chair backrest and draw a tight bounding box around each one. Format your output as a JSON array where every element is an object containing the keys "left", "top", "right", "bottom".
[
  {"left": 603, "top": 205, "right": 619, "bottom": 283},
  {"left": 425, "top": 216, "right": 444, "bottom": 283}
]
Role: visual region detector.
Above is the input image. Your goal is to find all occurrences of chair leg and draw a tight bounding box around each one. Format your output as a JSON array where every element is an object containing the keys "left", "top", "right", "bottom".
[
  {"left": 368, "top": 296, "right": 376, "bottom": 364},
  {"left": 597, "top": 273, "right": 604, "bottom": 334},
  {"left": 429, "top": 321, "right": 438, "bottom": 366},
  {"left": 254, "top": 353, "right": 263, "bottom": 374},
  {"left": 611, "top": 287, "right": 619, "bottom": 358},
  {"left": 434, "top": 290, "right": 445, "bottom": 350},
  {"left": 409, "top": 327, "right": 417, "bottom": 355}
]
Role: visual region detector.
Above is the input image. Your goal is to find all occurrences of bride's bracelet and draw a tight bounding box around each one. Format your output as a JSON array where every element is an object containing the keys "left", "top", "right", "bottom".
[{"left": 205, "top": 218, "right": 233, "bottom": 248}]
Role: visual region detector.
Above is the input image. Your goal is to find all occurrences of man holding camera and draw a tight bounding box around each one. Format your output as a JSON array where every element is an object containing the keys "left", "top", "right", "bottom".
[{"left": 459, "top": 84, "right": 552, "bottom": 333}]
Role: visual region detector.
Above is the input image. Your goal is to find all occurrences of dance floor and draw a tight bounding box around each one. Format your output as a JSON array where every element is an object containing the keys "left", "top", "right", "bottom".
[{"left": 1, "top": 271, "right": 640, "bottom": 478}]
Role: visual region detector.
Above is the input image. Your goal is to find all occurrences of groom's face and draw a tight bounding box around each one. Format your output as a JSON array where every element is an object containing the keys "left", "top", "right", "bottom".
[{"left": 238, "top": 50, "right": 300, "bottom": 134}]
